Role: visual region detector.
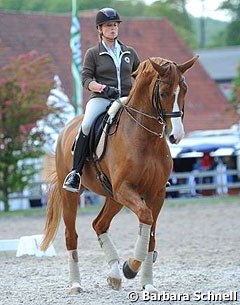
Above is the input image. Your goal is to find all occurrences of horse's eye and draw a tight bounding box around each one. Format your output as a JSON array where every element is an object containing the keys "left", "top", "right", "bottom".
[{"left": 160, "top": 92, "right": 168, "bottom": 99}]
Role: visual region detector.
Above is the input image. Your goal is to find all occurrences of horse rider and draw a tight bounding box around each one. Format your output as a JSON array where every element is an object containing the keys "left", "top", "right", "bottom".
[{"left": 63, "top": 7, "right": 140, "bottom": 192}]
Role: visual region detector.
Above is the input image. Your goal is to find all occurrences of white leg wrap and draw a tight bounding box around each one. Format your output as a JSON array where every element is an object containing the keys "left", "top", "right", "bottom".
[
  {"left": 109, "top": 260, "right": 122, "bottom": 280},
  {"left": 134, "top": 223, "right": 151, "bottom": 262},
  {"left": 140, "top": 251, "right": 154, "bottom": 287},
  {"left": 98, "top": 233, "right": 120, "bottom": 265},
  {"left": 68, "top": 250, "right": 81, "bottom": 285}
]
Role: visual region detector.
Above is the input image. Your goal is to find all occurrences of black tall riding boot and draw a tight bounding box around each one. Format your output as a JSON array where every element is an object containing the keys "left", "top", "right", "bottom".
[{"left": 63, "top": 130, "right": 89, "bottom": 192}]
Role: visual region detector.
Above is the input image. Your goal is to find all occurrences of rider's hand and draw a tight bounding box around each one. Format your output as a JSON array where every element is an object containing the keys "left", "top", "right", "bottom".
[{"left": 103, "top": 86, "right": 120, "bottom": 100}]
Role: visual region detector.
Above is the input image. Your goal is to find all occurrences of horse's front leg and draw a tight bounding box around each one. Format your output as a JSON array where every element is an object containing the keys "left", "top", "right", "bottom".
[
  {"left": 92, "top": 197, "right": 123, "bottom": 290},
  {"left": 140, "top": 194, "right": 165, "bottom": 293},
  {"left": 62, "top": 191, "right": 83, "bottom": 294},
  {"left": 114, "top": 184, "right": 154, "bottom": 280}
]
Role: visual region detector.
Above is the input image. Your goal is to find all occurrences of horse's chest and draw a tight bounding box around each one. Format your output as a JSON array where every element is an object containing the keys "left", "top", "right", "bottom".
[{"left": 135, "top": 157, "right": 172, "bottom": 188}]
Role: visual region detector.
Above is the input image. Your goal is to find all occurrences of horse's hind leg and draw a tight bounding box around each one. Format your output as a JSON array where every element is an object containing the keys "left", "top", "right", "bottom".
[
  {"left": 139, "top": 220, "right": 159, "bottom": 293},
  {"left": 62, "top": 191, "right": 83, "bottom": 294},
  {"left": 140, "top": 195, "right": 165, "bottom": 293},
  {"left": 92, "top": 197, "right": 123, "bottom": 290}
]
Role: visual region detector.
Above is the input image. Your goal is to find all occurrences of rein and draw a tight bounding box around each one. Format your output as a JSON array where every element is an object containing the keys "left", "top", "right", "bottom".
[
  {"left": 123, "top": 103, "right": 166, "bottom": 138},
  {"left": 122, "top": 76, "right": 184, "bottom": 138}
]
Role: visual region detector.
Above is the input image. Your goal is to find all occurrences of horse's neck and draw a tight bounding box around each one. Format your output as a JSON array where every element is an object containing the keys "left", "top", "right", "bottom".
[
  {"left": 125, "top": 81, "right": 166, "bottom": 144},
  {"left": 128, "top": 80, "right": 155, "bottom": 115}
]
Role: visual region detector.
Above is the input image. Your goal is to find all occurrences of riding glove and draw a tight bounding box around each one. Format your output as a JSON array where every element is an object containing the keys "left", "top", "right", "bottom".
[{"left": 103, "top": 86, "right": 120, "bottom": 100}]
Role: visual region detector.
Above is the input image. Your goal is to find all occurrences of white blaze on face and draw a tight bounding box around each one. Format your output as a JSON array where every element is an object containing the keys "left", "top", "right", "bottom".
[{"left": 170, "top": 85, "right": 185, "bottom": 144}]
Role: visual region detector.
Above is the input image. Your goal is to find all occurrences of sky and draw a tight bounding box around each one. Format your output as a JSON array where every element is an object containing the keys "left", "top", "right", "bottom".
[{"left": 144, "top": 0, "right": 231, "bottom": 21}]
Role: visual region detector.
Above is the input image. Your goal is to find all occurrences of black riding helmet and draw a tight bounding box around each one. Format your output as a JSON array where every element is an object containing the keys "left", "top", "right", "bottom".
[{"left": 96, "top": 8, "right": 122, "bottom": 27}]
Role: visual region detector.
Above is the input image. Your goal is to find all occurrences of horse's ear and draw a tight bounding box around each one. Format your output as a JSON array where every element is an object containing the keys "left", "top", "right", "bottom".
[
  {"left": 149, "top": 58, "right": 168, "bottom": 76},
  {"left": 177, "top": 55, "right": 199, "bottom": 74}
]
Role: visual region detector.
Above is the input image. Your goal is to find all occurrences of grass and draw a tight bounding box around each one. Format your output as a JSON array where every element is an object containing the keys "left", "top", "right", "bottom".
[{"left": 0, "top": 195, "right": 239, "bottom": 218}]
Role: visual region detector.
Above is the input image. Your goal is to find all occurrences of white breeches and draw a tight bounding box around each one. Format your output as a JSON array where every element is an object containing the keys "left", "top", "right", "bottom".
[
  {"left": 81, "top": 97, "right": 110, "bottom": 135},
  {"left": 81, "top": 96, "right": 128, "bottom": 135}
]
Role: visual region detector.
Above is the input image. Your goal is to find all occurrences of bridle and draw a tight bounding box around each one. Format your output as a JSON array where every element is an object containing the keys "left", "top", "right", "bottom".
[
  {"left": 122, "top": 75, "right": 185, "bottom": 138},
  {"left": 152, "top": 77, "right": 184, "bottom": 119}
]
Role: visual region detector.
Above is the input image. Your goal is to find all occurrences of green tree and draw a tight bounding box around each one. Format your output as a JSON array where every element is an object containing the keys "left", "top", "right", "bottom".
[
  {"left": 218, "top": 0, "right": 240, "bottom": 45},
  {"left": 0, "top": 50, "right": 60, "bottom": 212},
  {"left": 108, "top": 0, "right": 146, "bottom": 17},
  {"left": 0, "top": 0, "right": 70, "bottom": 12},
  {"left": 143, "top": 0, "right": 197, "bottom": 47},
  {"left": 0, "top": 0, "right": 114, "bottom": 12}
]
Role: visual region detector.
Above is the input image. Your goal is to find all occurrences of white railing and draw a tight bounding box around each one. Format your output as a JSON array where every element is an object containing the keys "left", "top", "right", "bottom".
[
  {"left": 167, "top": 169, "right": 240, "bottom": 197},
  {"left": 2, "top": 168, "right": 240, "bottom": 211}
]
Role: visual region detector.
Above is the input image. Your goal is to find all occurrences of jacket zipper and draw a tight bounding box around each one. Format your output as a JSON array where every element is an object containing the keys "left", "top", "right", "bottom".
[{"left": 100, "top": 50, "right": 130, "bottom": 97}]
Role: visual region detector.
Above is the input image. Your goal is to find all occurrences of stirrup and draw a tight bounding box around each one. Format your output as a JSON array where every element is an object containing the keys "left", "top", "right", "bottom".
[{"left": 62, "top": 171, "right": 81, "bottom": 193}]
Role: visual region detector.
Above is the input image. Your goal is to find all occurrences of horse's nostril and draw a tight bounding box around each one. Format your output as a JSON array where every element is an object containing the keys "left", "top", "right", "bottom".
[{"left": 169, "top": 135, "right": 176, "bottom": 144}]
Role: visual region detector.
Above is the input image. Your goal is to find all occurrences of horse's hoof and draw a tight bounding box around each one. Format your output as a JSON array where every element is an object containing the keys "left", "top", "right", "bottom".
[
  {"left": 143, "top": 284, "right": 159, "bottom": 293},
  {"left": 68, "top": 283, "right": 84, "bottom": 295},
  {"left": 122, "top": 261, "right": 138, "bottom": 279},
  {"left": 107, "top": 276, "right": 122, "bottom": 290}
]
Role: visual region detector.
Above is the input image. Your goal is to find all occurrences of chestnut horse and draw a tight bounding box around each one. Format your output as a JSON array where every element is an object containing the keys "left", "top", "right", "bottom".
[{"left": 41, "top": 56, "right": 198, "bottom": 294}]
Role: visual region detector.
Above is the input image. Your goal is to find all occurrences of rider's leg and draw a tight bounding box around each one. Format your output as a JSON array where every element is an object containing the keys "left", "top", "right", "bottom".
[{"left": 63, "top": 98, "right": 110, "bottom": 192}]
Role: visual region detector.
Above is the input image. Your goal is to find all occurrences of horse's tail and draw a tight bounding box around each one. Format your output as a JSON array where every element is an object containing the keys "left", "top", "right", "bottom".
[
  {"left": 40, "top": 155, "right": 63, "bottom": 251},
  {"left": 40, "top": 117, "right": 81, "bottom": 251}
]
